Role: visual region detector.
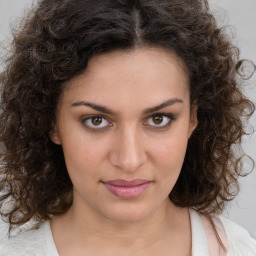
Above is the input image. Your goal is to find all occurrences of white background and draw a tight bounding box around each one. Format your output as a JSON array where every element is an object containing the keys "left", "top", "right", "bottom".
[{"left": 0, "top": 0, "right": 255, "bottom": 241}]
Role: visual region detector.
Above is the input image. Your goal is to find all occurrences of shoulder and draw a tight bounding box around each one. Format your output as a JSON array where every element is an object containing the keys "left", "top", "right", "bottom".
[
  {"left": 219, "top": 216, "right": 256, "bottom": 256},
  {"left": 0, "top": 229, "right": 43, "bottom": 256},
  {"left": 0, "top": 221, "right": 55, "bottom": 256}
]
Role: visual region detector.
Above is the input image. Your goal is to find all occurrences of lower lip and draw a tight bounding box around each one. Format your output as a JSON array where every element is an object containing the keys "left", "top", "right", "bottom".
[{"left": 102, "top": 182, "right": 151, "bottom": 199}]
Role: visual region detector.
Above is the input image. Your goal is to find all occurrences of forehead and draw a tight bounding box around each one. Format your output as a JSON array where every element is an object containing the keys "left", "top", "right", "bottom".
[{"left": 60, "top": 47, "right": 190, "bottom": 110}]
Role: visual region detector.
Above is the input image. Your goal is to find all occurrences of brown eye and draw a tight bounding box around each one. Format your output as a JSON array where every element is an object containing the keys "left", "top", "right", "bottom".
[
  {"left": 82, "top": 115, "right": 111, "bottom": 130},
  {"left": 152, "top": 115, "right": 163, "bottom": 125},
  {"left": 144, "top": 114, "right": 175, "bottom": 128},
  {"left": 91, "top": 116, "right": 103, "bottom": 126}
]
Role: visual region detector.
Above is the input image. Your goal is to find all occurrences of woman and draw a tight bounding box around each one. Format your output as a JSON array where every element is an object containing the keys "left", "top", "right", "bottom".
[{"left": 0, "top": 0, "right": 255, "bottom": 255}]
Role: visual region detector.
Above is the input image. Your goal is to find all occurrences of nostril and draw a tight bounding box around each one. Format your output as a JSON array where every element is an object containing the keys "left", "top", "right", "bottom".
[
  {"left": 108, "top": 146, "right": 147, "bottom": 172},
  {"left": 108, "top": 129, "right": 147, "bottom": 172}
]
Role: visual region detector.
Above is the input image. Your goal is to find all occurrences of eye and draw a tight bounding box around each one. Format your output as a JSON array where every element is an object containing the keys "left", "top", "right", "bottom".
[
  {"left": 82, "top": 115, "right": 112, "bottom": 130},
  {"left": 144, "top": 114, "right": 175, "bottom": 128}
]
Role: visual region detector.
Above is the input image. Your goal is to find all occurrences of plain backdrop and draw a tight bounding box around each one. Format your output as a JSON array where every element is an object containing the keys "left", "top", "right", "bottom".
[{"left": 0, "top": 0, "right": 255, "bottom": 241}]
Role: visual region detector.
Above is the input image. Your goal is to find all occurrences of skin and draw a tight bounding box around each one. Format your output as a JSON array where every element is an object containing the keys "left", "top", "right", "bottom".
[{"left": 50, "top": 47, "right": 198, "bottom": 256}]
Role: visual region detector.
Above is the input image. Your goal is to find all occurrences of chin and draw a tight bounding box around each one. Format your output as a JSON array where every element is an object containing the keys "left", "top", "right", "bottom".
[{"left": 100, "top": 201, "right": 160, "bottom": 224}]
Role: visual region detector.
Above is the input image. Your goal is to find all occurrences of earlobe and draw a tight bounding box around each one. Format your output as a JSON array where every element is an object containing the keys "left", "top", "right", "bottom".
[
  {"left": 49, "top": 124, "right": 62, "bottom": 145},
  {"left": 188, "top": 105, "right": 198, "bottom": 137}
]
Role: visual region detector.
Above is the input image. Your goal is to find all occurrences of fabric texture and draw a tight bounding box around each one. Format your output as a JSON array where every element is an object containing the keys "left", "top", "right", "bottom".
[
  {"left": 0, "top": 209, "right": 255, "bottom": 256},
  {"left": 202, "top": 212, "right": 228, "bottom": 256}
]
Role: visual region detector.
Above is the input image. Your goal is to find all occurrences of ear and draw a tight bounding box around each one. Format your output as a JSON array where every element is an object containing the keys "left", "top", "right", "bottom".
[
  {"left": 188, "top": 105, "right": 198, "bottom": 138},
  {"left": 49, "top": 122, "right": 62, "bottom": 145}
]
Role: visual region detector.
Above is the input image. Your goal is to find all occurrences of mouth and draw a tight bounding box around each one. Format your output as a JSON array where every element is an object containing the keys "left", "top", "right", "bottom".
[{"left": 101, "top": 179, "right": 152, "bottom": 199}]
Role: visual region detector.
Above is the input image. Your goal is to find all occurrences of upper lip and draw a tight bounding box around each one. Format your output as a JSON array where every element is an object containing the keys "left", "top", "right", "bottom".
[{"left": 102, "top": 179, "right": 151, "bottom": 186}]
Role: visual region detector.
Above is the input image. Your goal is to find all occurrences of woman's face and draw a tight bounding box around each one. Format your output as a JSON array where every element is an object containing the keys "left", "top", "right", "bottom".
[{"left": 51, "top": 47, "right": 197, "bottom": 223}]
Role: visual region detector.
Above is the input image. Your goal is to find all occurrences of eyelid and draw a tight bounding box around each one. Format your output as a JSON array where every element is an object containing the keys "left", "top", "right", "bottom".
[
  {"left": 80, "top": 113, "right": 176, "bottom": 131},
  {"left": 143, "top": 113, "right": 176, "bottom": 128},
  {"left": 81, "top": 114, "right": 113, "bottom": 130}
]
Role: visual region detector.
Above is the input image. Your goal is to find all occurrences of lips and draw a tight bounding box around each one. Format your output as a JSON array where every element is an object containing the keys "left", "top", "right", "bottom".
[{"left": 102, "top": 179, "right": 151, "bottom": 199}]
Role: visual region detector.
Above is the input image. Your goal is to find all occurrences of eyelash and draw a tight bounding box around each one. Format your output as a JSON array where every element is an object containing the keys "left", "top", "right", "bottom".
[
  {"left": 81, "top": 115, "right": 112, "bottom": 130},
  {"left": 81, "top": 113, "right": 176, "bottom": 131},
  {"left": 144, "top": 113, "right": 176, "bottom": 129}
]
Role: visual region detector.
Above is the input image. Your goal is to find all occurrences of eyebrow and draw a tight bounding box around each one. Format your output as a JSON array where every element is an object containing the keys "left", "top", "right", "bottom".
[
  {"left": 71, "top": 101, "right": 116, "bottom": 115},
  {"left": 71, "top": 98, "right": 183, "bottom": 115},
  {"left": 143, "top": 98, "right": 184, "bottom": 114}
]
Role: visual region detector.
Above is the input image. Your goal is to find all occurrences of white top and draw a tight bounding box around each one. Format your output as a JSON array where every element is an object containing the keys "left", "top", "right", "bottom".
[{"left": 0, "top": 210, "right": 256, "bottom": 256}]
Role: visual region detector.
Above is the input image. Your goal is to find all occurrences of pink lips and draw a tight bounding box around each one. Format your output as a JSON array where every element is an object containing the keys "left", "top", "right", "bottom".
[{"left": 102, "top": 179, "right": 151, "bottom": 199}]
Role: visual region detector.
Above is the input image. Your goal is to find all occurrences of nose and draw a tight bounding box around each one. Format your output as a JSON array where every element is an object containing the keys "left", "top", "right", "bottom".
[{"left": 109, "top": 127, "right": 147, "bottom": 173}]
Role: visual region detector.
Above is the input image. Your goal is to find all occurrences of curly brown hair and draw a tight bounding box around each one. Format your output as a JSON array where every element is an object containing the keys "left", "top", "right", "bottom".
[{"left": 0, "top": 0, "right": 254, "bottom": 232}]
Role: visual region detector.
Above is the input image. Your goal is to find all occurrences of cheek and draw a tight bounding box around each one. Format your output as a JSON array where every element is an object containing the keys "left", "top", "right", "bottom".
[
  {"left": 61, "top": 136, "right": 109, "bottom": 185},
  {"left": 150, "top": 134, "right": 188, "bottom": 178},
  {"left": 149, "top": 136, "right": 188, "bottom": 197}
]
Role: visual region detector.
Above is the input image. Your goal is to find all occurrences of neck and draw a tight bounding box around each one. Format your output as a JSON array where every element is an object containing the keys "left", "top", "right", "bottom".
[{"left": 51, "top": 198, "right": 191, "bottom": 255}]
